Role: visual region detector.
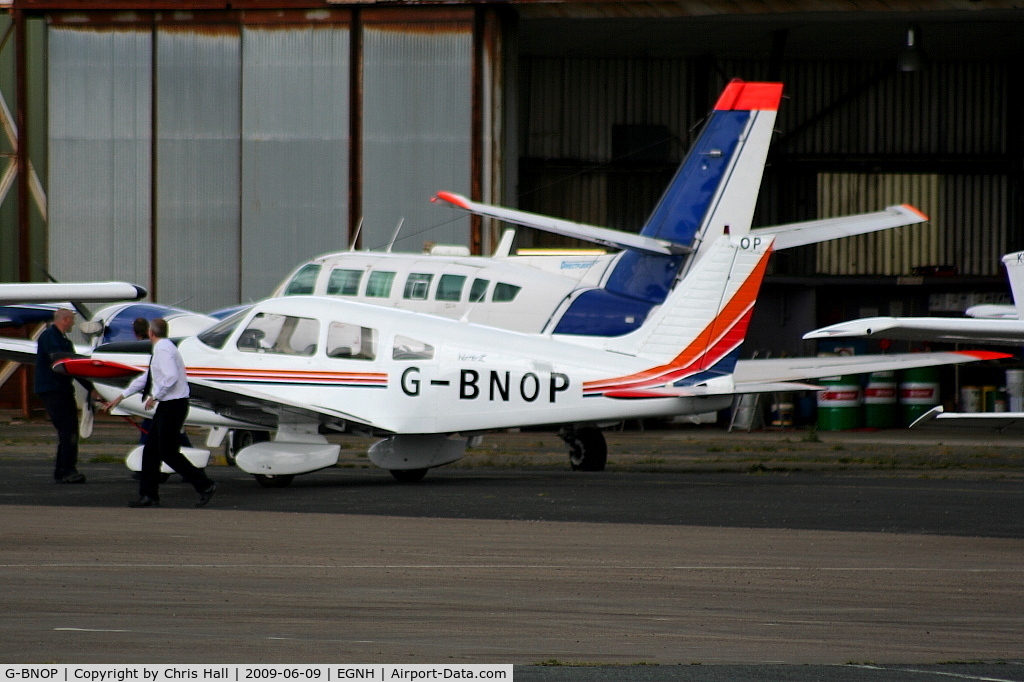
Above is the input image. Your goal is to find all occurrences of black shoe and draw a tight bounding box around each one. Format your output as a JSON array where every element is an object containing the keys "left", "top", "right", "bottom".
[
  {"left": 57, "top": 472, "right": 86, "bottom": 484},
  {"left": 196, "top": 482, "right": 218, "bottom": 508},
  {"left": 129, "top": 496, "right": 160, "bottom": 508}
]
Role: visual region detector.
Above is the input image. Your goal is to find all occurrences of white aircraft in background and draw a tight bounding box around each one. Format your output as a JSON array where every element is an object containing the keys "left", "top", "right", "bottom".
[
  {"left": 804, "top": 250, "right": 1024, "bottom": 347},
  {"left": 272, "top": 79, "right": 928, "bottom": 336},
  {"left": 0, "top": 81, "right": 1005, "bottom": 487},
  {"left": 805, "top": 249, "right": 1024, "bottom": 433}
]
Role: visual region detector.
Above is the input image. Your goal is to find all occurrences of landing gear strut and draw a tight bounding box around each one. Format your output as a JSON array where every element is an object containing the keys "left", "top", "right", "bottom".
[{"left": 559, "top": 426, "right": 607, "bottom": 472}]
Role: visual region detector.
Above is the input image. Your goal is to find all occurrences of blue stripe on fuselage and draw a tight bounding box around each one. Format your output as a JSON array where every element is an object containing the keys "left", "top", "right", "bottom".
[
  {"left": 554, "top": 110, "right": 752, "bottom": 336},
  {"left": 672, "top": 348, "right": 743, "bottom": 387}
]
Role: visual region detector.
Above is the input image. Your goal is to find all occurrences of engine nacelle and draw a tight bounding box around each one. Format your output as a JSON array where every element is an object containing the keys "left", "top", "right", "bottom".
[
  {"left": 235, "top": 441, "right": 340, "bottom": 476},
  {"left": 368, "top": 434, "right": 466, "bottom": 471}
]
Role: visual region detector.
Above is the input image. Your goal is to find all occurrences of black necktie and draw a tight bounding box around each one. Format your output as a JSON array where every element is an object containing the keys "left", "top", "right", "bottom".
[{"left": 143, "top": 353, "right": 153, "bottom": 400}]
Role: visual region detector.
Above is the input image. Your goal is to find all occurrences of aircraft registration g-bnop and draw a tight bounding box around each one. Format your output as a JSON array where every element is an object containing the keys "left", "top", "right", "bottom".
[{"left": 0, "top": 80, "right": 1006, "bottom": 485}]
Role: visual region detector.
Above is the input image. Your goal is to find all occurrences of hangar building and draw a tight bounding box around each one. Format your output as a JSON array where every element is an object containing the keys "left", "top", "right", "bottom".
[{"left": 1, "top": 0, "right": 1022, "bottom": 363}]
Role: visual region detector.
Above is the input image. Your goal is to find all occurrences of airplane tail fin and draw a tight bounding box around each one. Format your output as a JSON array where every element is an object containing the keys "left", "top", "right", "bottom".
[
  {"left": 641, "top": 80, "right": 782, "bottom": 247},
  {"left": 1001, "top": 251, "right": 1024, "bottom": 319},
  {"left": 584, "top": 234, "right": 773, "bottom": 396},
  {"left": 553, "top": 80, "right": 782, "bottom": 336}
]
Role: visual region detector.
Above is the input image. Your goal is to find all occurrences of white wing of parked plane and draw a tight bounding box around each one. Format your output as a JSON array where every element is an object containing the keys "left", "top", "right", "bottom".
[
  {"left": 0, "top": 281, "right": 146, "bottom": 305},
  {"left": 804, "top": 249, "right": 1024, "bottom": 346},
  {"left": 910, "top": 405, "right": 1024, "bottom": 432},
  {"left": 803, "top": 316, "right": 1024, "bottom": 346}
]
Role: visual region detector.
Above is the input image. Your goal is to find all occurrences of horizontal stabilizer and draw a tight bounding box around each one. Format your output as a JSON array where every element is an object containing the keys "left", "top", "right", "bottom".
[
  {"left": 803, "top": 317, "right": 1024, "bottom": 346},
  {"left": 432, "top": 191, "right": 689, "bottom": 256},
  {"left": 604, "top": 381, "right": 822, "bottom": 399},
  {"left": 734, "top": 350, "right": 1008, "bottom": 385},
  {"left": 753, "top": 205, "right": 928, "bottom": 251},
  {"left": 910, "top": 405, "right": 1024, "bottom": 432}
]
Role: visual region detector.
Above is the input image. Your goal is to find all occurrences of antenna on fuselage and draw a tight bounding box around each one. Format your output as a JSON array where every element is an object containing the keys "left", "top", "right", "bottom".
[
  {"left": 348, "top": 217, "right": 364, "bottom": 251},
  {"left": 385, "top": 218, "right": 405, "bottom": 253}
]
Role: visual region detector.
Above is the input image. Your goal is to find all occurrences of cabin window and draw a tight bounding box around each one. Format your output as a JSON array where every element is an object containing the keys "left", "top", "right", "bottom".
[
  {"left": 327, "top": 268, "right": 362, "bottom": 296},
  {"left": 197, "top": 308, "right": 249, "bottom": 349},
  {"left": 327, "top": 321, "right": 377, "bottom": 360},
  {"left": 365, "top": 271, "right": 395, "bottom": 298},
  {"left": 237, "top": 313, "right": 319, "bottom": 356},
  {"left": 435, "top": 274, "right": 466, "bottom": 302},
  {"left": 493, "top": 282, "right": 522, "bottom": 302},
  {"left": 392, "top": 335, "right": 434, "bottom": 360},
  {"left": 403, "top": 273, "right": 433, "bottom": 300},
  {"left": 469, "top": 278, "right": 489, "bottom": 302},
  {"left": 284, "top": 264, "right": 320, "bottom": 295}
]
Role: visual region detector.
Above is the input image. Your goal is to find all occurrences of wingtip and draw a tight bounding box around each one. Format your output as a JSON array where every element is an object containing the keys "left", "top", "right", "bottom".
[
  {"left": 432, "top": 191, "right": 470, "bottom": 210},
  {"left": 900, "top": 204, "right": 930, "bottom": 221},
  {"left": 953, "top": 350, "right": 1013, "bottom": 361}
]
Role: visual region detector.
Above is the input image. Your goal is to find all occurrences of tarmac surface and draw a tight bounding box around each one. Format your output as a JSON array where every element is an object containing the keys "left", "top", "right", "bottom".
[{"left": 1, "top": 411, "right": 1022, "bottom": 680}]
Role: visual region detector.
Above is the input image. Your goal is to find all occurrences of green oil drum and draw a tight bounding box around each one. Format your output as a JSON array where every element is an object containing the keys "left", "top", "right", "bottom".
[
  {"left": 863, "top": 371, "right": 897, "bottom": 428},
  {"left": 816, "top": 375, "right": 862, "bottom": 430},
  {"left": 898, "top": 366, "right": 940, "bottom": 426}
]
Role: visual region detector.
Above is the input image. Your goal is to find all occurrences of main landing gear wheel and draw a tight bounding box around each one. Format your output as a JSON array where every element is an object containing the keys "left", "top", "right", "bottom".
[
  {"left": 226, "top": 429, "right": 269, "bottom": 466},
  {"left": 560, "top": 426, "right": 607, "bottom": 472},
  {"left": 390, "top": 468, "right": 428, "bottom": 483},
  {"left": 254, "top": 473, "right": 294, "bottom": 488}
]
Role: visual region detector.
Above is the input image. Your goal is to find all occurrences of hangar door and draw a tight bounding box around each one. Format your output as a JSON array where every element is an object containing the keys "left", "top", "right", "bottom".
[{"left": 46, "top": 13, "right": 473, "bottom": 312}]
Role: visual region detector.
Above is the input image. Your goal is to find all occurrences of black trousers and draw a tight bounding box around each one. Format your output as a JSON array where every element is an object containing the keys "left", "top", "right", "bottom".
[
  {"left": 40, "top": 389, "right": 79, "bottom": 480},
  {"left": 139, "top": 398, "right": 211, "bottom": 501}
]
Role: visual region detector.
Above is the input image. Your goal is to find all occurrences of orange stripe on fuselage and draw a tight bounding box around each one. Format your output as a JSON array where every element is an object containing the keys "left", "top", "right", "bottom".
[{"left": 584, "top": 246, "right": 772, "bottom": 392}]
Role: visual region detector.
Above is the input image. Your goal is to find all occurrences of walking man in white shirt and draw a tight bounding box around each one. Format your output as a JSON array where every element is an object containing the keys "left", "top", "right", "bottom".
[{"left": 105, "top": 318, "right": 217, "bottom": 508}]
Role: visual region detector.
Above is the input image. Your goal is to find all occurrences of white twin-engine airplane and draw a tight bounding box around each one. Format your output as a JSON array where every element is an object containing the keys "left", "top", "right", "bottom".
[
  {"left": 46, "top": 230, "right": 1003, "bottom": 485},
  {"left": 0, "top": 80, "right": 1005, "bottom": 485}
]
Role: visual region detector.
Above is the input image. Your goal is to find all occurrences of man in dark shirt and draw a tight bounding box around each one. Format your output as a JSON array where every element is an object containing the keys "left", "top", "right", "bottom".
[{"left": 35, "top": 308, "right": 100, "bottom": 483}]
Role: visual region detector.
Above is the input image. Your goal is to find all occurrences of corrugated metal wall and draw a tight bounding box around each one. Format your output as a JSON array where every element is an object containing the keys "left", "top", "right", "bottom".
[
  {"left": 155, "top": 26, "right": 241, "bottom": 311},
  {"left": 240, "top": 24, "right": 350, "bottom": 302},
  {"left": 817, "top": 173, "right": 943, "bottom": 276},
  {"left": 49, "top": 27, "right": 152, "bottom": 289},
  {"left": 519, "top": 57, "right": 692, "bottom": 233},
  {"left": 519, "top": 56, "right": 1016, "bottom": 277},
  {"left": 45, "top": 12, "right": 476, "bottom": 310},
  {"left": 361, "top": 21, "right": 473, "bottom": 254}
]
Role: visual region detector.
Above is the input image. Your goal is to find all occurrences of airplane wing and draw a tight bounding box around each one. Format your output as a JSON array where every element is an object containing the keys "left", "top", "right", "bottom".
[
  {"left": 186, "top": 376, "right": 387, "bottom": 433},
  {"left": 910, "top": 405, "right": 1024, "bottom": 432},
  {"left": 0, "top": 336, "right": 41, "bottom": 364},
  {"left": 0, "top": 281, "right": 146, "bottom": 305},
  {"left": 752, "top": 205, "right": 929, "bottom": 250},
  {"left": 732, "top": 350, "right": 1008, "bottom": 385},
  {"left": 966, "top": 304, "right": 1017, "bottom": 319},
  {"left": 43, "top": 351, "right": 388, "bottom": 433},
  {"left": 803, "top": 316, "right": 1024, "bottom": 346},
  {"left": 431, "top": 191, "right": 689, "bottom": 256}
]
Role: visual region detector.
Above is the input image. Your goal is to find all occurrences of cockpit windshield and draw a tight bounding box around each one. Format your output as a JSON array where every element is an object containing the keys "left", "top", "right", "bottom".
[{"left": 196, "top": 308, "right": 250, "bottom": 349}]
